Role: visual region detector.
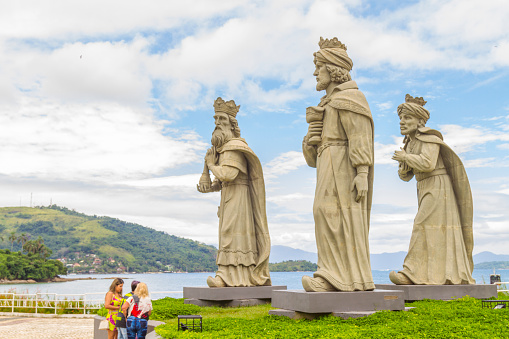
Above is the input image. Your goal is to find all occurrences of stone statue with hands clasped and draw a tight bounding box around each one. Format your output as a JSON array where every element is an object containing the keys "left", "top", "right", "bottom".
[
  {"left": 301, "top": 37, "right": 375, "bottom": 292},
  {"left": 390, "top": 94, "right": 475, "bottom": 285},
  {"left": 197, "top": 97, "right": 271, "bottom": 288}
]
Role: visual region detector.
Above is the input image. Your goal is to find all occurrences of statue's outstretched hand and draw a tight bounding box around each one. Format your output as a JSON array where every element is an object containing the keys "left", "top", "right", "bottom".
[
  {"left": 197, "top": 183, "right": 208, "bottom": 193},
  {"left": 351, "top": 173, "right": 368, "bottom": 203},
  {"left": 392, "top": 148, "right": 407, "bottom": 162},
  {"left": 197, "top": 173, "right": 212, "bottom": 193}
]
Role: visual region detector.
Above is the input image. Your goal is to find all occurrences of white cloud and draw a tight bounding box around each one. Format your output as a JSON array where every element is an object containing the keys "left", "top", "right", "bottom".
[
  {"left": 374, "top": 137, "right": 402, "bottom": 165},
  {"left": 376, "top": 101, "right": 393, "bottom": 111},
  {"left": 0, "top": 99, "right": 206, "bottom": 181},
  {"left": 2, "top": 38, "right": 153, "bottom": 105},
  {"left": 3, "top": 0, "right": 509, "bottom": 115},
  {"left": 267, "top": 193, "right": 313, "bottom": 204},
  {"left": 463, "top": 158, "right": 498, "bottom": 168},
  {"left": 264, "top": 151, "right": 307, "bottom": 178},
  {"left": 117, "top": 174, "right": 201, "bottom": 188},
  {"left": 371, "top": 213, "right": 415, "bottom": 224},
  {"left": 479, "top": 214, "right": 505, "bottom": 219},
  {"left": 268, "top": 222, "right": 317, "bottom": 252},
  {"left": 0, "top": 0, "right": 243, "bottom": 39},
  {"left": 439, "top": 124, "right": 509, "bottom": 154}
]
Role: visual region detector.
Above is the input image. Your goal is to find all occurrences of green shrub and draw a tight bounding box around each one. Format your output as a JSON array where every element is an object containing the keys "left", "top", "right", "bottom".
[
  {"left": 97, "top": 307, "right": 108, "bottom": 317},
  {"left": 151, "top": 298, "right": 201, "bottom": 320},
  {"left": 155, "top": 296, "right": 509, "bottom": 339}
]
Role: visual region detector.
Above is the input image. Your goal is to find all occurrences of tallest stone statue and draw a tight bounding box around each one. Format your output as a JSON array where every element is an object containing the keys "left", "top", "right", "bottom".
[{"left": 302, "top": 37, "right": 375, "bottom": 292}]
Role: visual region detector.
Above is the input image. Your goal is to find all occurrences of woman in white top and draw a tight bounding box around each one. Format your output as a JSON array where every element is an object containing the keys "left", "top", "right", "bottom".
[{"left": 121, "top": 282, "right": 153, "bottom": 339}]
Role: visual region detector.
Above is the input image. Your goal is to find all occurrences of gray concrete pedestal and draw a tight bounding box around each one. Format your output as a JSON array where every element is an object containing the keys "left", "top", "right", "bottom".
[
  {"left": 375, "top": 284, "right": 497, "bottom": 301},
  {"left": 183, "top": 285, "right": 287, "bottom": 307},
  {"left": 269, "top": 289, "right": 405, "bottom": 319},
  {"left": 93, "top": 316, "right": 164, "bottom": 339}
]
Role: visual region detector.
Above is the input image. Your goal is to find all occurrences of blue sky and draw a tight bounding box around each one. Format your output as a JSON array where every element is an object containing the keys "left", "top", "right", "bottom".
[{"left": 0, "top": 0, "right": 508, "bottom": 255}]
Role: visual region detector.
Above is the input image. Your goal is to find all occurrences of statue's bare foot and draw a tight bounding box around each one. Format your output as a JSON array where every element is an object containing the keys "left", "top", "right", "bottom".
[
  {"left": 207, "top": 275, "right": 226, "bottom": 287},
  {"left": 302, "top": 276, "right": 336, "bottom": 292},
  {"left": 389, "top": 271, "right": 413, "bottom": 285}
]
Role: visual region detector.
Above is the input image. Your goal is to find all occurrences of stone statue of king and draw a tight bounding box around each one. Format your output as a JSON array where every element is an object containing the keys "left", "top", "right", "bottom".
[
  {"left": 197, "top": 97, "right": 271, "bottom": 288},
  {"left": 390, "top": 94, "right": 475, "bottom": 285},
  {"left": 301, "top": 37, "right": 375, "bottom": 292}
]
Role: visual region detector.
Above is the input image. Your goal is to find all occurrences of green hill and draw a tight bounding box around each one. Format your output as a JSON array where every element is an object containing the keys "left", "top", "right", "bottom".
[
  {"left": 474, "top": 261, "right": 509, "bottom": 269},
  {"left": 0, "top": 206, "right": 217, "bottom": 273},
  {"left": 269, "top": 260, "right": 317, "bottom": 272}
]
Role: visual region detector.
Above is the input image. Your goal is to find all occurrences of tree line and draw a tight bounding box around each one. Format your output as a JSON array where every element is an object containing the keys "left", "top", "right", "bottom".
[
  {"left": 0, "top": 229, "right": 65, "bottom": 281},
  {"left": 2, "top": 231, "right": 52, "bottom": 259}
]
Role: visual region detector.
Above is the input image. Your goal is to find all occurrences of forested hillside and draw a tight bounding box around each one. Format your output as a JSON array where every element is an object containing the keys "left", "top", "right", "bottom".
[
  {"left": 269, "top": 260, "right": 317, "bottom": 272},
  {"left": 0, "top": 206, "right": 217, "bottom": 273},
  {"left": 474, "top": 261, "right": 509, "bottom": 269}
]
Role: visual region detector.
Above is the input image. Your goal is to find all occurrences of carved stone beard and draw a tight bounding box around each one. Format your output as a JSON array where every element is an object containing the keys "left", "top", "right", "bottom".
[
  {"left": 211, "top": 126, "right": 234, "bottom": 148},
  {"left": 316, "top": 77, "right": 331, "bottom": 91}
]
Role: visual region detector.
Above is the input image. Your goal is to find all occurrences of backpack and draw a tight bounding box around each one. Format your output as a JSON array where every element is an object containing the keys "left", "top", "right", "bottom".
[
  {"left": 114, "top": 292, "right": 133, "bottom": 328},
  {"left": 128, "top": 295, "right": 150, "bottom": 320}
]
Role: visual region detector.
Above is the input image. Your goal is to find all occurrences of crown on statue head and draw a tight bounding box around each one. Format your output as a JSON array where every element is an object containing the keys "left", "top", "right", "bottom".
[
  {"left": 405, "top": 94, "right": 427, "bottom": 106},
  {"left": 318, "top": 36, "right": 347, "bottom": 50},
  {"left": 214, "top": 97, "right": 240, "bottom": 117}
]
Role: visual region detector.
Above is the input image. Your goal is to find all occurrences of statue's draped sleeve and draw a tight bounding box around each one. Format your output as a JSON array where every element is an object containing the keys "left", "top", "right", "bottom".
[
  {"left": 337, "top": 109, "right": 373, "bottom": 170},
  {"left": 403, "top": 142, "right": 440, "bottom": 172},
  {"left": 302, "top": 137, "right": 318, "bottom": 168},
  {"left": 209, "top": 150, "right": 246, "bottom": 182}
]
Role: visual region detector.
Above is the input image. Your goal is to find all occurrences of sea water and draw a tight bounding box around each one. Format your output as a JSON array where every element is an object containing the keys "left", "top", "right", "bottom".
[{"left": 0, "top": 269, "right": 504, "bottom": 298}]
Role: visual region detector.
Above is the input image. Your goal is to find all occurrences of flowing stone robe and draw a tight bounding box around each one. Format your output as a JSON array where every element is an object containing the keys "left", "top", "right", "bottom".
[
  {"left": 209, "top": 138, "right": 271, "bottom": 287},
  {"left": 303, "top": 81, "right": 375, "bottom": 291},
  {"left": 397, "top": 127, "right": 475, "bottom": 285}
]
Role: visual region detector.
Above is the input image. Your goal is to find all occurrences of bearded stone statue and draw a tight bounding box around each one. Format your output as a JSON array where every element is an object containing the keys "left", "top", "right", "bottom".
[{"left": 197, "top": 97, "right": 271, "bottom": 287}]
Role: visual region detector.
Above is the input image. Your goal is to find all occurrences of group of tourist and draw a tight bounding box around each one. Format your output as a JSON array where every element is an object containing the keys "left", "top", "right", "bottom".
[{"left": 104, "top": 278, "right": 153, "bottom": 339}]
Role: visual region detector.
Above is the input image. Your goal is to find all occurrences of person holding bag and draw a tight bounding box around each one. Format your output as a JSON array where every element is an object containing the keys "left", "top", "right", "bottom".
[
  {"left": 105, "top": 278, "right": 124, "bottom": 339},
  {"left": 122, "top": 282, "right": 153, "bottom": 339},
  {"left": 115, "top": 280, "right": 140, "bottom": 339}
]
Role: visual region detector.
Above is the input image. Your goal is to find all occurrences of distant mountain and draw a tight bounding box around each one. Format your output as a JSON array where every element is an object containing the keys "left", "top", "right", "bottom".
[
  {"left": 370, "top": 251, "right": 407, "bottom": 270},
  {"left": 270, "top": 246, "right": 407, "bottom": 270},
  {"left": 270, "top": 245, "right": 318, "bottom": 263},
  {"left": 269, "top": 248, "right": 509, "bottom": 271},
  {"left": 0, "top": 206, "right": 217, "bottom": 273},
  {"left": 473, "top": 251, "right": 509, "bottom": 264}
]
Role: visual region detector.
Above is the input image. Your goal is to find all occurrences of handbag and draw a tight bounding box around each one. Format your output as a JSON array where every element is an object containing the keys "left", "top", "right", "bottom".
[{"left": 98, "top": 319, "right": 109, "bottom": 330}]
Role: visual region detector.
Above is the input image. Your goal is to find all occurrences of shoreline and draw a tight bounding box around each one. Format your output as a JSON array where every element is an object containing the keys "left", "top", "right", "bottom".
[{"left": 0, "top": 276, "right": 130, "bottom": 284}]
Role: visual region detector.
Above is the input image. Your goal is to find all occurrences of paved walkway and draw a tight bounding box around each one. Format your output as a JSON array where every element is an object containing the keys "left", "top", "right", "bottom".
[{"left": 0, "top": 316, "right": 93, "bottom": 338}]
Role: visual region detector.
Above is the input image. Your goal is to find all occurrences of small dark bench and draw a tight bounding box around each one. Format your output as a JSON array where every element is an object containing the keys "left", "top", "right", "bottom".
[
  {"left": 177, "top": 315, "right": 202, "bottom": 332},
  {"left": 482, "top": 300, "right": 509, "bottom": 309}
]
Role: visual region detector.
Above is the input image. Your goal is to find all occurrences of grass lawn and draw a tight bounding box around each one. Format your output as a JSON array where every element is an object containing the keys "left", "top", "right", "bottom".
[{"left": 152, "top": 295, "right": 509, "bottom": 338}]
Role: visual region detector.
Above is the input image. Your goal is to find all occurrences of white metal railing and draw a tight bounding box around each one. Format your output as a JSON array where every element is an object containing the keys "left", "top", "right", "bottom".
[
  {"left": 495, "top": 282, "right": 509, "bottom": 293},
  {"left": 0, "top": 291, "right": 181, "bottom": 315}
]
